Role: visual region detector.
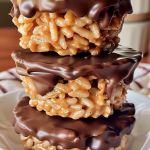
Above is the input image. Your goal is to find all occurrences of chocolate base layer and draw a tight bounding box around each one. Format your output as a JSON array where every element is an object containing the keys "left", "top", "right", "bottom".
[
  {"left": 12, "top": 46, "right": 142, "bottom": 97},
  {"left": 20, "top": 134, "right": 129, "bottom": 150},
  {"left": 13, "top": 97, "right": 135, "bottom": 150},
  {"left": 10, "top": 0, "right": 132, "bottom": 28}
]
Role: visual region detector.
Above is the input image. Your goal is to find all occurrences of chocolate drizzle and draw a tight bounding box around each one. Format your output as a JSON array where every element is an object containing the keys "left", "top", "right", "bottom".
[
  {"left": 10, "top": 0, "right": 132, "bottom": 28},
  {"left": 12, "top": 46, "right": 142, "bottom": 97},
  {"left": 13, "top": 97, "right": 135, "bottom": 150}
]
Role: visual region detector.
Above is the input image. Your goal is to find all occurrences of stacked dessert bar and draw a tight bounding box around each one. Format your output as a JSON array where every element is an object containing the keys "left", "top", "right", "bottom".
[{"left": 10, "top": 0, "right": 142, "bottom": 150}]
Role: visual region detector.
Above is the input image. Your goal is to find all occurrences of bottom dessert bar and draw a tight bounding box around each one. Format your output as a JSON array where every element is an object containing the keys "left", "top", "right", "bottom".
[
  {"left": 20, "top": 134, "right": 128, "bottom": 150},
  {"left": 13, "top": 97, "right": 135, "bottom": 150}
]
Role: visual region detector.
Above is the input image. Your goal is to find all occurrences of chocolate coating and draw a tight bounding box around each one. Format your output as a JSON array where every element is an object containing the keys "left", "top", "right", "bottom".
[
  {"left": 10, "top": 0, "right": 132, "bottom": 28},
  {"left": 13, "top": 97, "right": 135, "bottom": 150},
  {"left": 12, "top": 46, "right": 142, "bottom": 97}
]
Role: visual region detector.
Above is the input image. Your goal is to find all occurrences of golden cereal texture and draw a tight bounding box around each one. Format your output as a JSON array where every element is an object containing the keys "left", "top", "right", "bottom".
[
  {"left": 21, "top": 134, "right": 128, "bottom": 150},
  {"left": 21, "top": 76, "right": 126, "bottom": 119},
  {"left": 12, "top": 10, "right": 121, "bottom": 56}
]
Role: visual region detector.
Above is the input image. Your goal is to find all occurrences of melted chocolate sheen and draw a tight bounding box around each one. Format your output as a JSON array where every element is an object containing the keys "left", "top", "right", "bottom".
[
  {"left": 10, "top": 0, "right": 132, "bottom": 28},
  {"left": 12, "top": 46, "right": 142, "bottom": 97},
  {"left": 14, "top": 97, "right": 135, "bottom": 150}
]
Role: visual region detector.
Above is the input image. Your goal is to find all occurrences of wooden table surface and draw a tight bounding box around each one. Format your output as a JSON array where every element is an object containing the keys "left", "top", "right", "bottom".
[
  {"left": 0, "top": 28, "right": 20, "bottom": 71},
  {"left": 0, "top": 27, "right": 150, "bottom": 72}
]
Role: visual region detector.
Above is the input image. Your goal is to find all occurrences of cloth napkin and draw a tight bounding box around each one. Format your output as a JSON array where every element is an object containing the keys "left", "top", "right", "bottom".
[
  {"left": 130, "top": 63, "right": 150, "bottom": 97},
  {"left": 0, "top": 64, "right": 150, "bottom": 97}
]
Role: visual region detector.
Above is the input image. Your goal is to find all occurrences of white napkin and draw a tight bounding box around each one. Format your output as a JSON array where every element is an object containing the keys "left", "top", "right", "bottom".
[
  {"left": 0, "top": 68, "right": 23, "bottom": 95},
  {"left": 130, "top": 63, "right": 150, "bottom": 97},
  {"left": 0, "top": 90, "right": 25, "bottom": 150}
]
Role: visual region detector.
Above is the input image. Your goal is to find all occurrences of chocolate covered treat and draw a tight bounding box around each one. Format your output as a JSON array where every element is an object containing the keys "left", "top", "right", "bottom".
[
  {"left": 8, "top": 0, "right": 142, "bottom": 149},
  {"left": 10, "top": 0, "right": 132, "bottom": 55},
  {"left": 13, "top": 97, "right": 135, "bottom": 150},
  {"left": 12, "top": 46, "right": 141, "bottom": 119}
]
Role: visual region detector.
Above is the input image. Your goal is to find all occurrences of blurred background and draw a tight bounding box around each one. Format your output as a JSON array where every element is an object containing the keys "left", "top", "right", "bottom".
[
  {"left": 0, "top": 0, "right": 20, "bottom": 71},
  {"left": 0, "top": 0, "right": 150, "bottom": 71},
  {"left": 120, "top": 0, "right": 150, "bottom": 57}
]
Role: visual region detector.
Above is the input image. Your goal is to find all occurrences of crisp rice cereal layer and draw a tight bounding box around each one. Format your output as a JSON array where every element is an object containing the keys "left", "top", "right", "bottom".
[
  {"left": 12, "top": 10, "right": 122, "bottom": 56},
  {"left": 21, "top": 76, "right": 126, "bottom": 119},
  {"left": 21, "top": 134, "right": 128, "bottom": 150}
]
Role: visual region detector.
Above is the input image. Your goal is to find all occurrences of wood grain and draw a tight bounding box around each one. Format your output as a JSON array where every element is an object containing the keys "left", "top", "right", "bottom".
[
  {"left": 142, "top": 55, "right": 150, "bottom": 64},
  {"left": 0, "top": 28, "right": 20, "bottom": 71},
  {"left": 0, "top": 28, "right": 149, "bottom": 71}
]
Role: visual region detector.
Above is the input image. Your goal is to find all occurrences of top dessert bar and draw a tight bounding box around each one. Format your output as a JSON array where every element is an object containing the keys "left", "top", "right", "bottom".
[{"left": 10, "top": 0, "right": 132, "bottom": 56}]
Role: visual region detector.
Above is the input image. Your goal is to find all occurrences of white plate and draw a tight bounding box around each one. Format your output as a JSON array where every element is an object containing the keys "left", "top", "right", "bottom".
[{"left": 0, "top": 90, "right": 150, "bottom": 150}]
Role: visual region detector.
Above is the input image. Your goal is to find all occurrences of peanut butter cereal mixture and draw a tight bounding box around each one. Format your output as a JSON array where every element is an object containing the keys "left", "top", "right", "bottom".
[{"left": 13, "top": 11, "right": 121, "bottom": 55}]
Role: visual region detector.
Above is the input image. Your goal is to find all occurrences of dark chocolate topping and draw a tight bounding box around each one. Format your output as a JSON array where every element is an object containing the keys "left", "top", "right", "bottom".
[
  {"left": 13, "top": 97, "right": 135, "bottom": 150},
  {"left": 10, "top": 0, "right": 132, "bottom": 28},
  {"left": 12, "top": 46, "right": 142, "bottom": 97}
]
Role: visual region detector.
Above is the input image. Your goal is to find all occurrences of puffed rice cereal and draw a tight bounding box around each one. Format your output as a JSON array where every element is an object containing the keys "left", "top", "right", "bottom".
[
  {"left": 21, "top": 76, "right": 127, "bottom": 119},
  {"left": 12, "top": 10, "right": 122, "bottom": 56}
]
